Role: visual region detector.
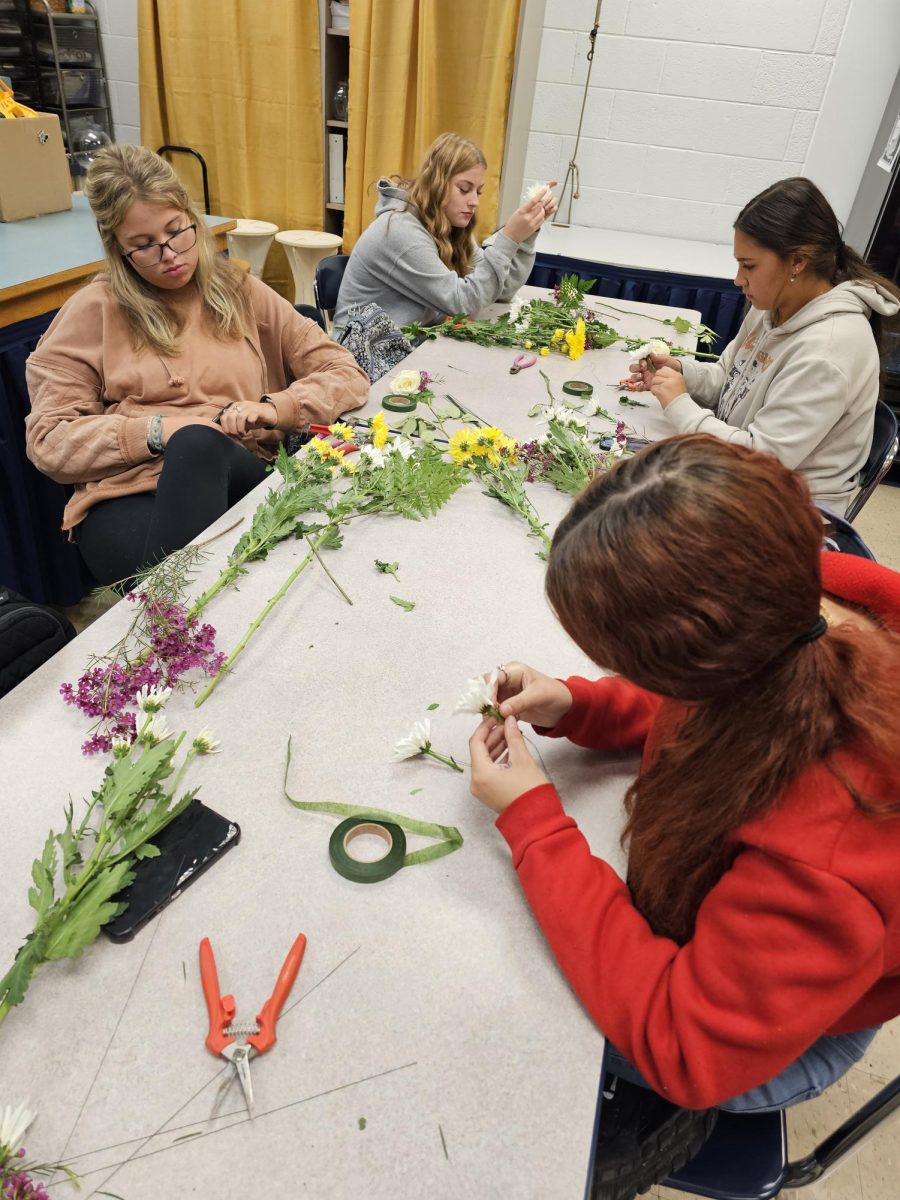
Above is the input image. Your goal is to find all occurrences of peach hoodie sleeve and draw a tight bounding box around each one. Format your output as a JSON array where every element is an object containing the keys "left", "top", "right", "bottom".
[
  {"left": 247, "top": 276, "right": 370, "bottom": 429},
  {"left": 25, "top": 282, "right": 158, "bottom": 484}
]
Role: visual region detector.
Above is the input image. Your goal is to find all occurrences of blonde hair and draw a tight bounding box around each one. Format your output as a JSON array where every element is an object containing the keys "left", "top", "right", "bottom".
[
  {"left": 404, "top": 133, "right": 486, "bottom": 277},
  {"left": 84, "top": 144, "right": 252, "bottom": 355}
]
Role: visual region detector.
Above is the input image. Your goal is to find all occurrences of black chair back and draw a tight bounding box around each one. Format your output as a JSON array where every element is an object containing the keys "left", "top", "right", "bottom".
[
  {"left": 314, "top": 254, "right": 350, "bottom": 317},
  {"left": 846, "top": 399, "right": 898, "bottom": 521},
  {"left": 294, "top": 303, "right": 327, "bottom": 333}
]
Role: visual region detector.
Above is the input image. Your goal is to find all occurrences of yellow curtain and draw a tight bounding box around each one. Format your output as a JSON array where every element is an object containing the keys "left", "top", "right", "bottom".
[
  {"left": 138, "top": 0, "right": 322, "bottom": 298},
  {"left": 343, "top": 0, "right": 522, "bottom": 251}
]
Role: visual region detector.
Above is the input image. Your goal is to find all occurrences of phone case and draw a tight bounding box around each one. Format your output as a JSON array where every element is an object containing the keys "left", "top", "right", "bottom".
[{"left": 103, "top": 799, "right": 240, "bottom": 942}]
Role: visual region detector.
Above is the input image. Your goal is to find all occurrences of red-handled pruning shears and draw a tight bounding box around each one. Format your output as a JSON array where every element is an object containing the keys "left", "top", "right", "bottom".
[
  {"left": 509, "top": 352, "right": 537, "bottom": 375},
  {"left": 199, "top": 932, "right": 307, "bottom": 1117}
]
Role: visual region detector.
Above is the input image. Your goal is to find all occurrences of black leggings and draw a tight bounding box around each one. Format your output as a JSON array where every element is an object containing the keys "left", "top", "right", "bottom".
[{"left": 76, "top": 425, "right": 269, "bottom": 585}]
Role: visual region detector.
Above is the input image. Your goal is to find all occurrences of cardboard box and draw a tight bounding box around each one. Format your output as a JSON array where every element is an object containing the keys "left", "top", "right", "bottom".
[{"left": 0, "top": 114, "right": 72, "bottom": 222}]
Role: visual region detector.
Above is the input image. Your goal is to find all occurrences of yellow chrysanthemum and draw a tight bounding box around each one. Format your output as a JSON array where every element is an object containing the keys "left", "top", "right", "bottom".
[
  {"left": 498, "top": 435, "right": 519, "bottom": 464},
  {"left": 561, "top": 344, "right": 570, "bottom": 355},
  {"left": 540, "top": 347, "right": 550, "bottom": 357},
  {"left": 306, "top": 436, "right": 332, "bottom": 461},
  {"left": 339, "top": 460, "right": 358, "bottom": 476},
  {"left": 369, "top": 411, "right": 389, "bottom": 449},
  {"left": 565, "top": 317, "right": 587, "bottom": 362},
  {"left": 449, "top": 427, "right": 478, "bottom": 464},
  {"left": 328, "top": 421, "right": 354, "bottom": 441},
  {"left": 551, "top": 328, "right": 564, "bottom": 344},
  {"left": 523, "top": 339, "right": 533, "bottom": 350}
]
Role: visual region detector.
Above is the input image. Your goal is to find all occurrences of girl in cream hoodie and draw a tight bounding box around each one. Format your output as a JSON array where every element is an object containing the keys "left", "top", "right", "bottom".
[{"left": 632, "top": 178, "right": 900, "bottom": 516}]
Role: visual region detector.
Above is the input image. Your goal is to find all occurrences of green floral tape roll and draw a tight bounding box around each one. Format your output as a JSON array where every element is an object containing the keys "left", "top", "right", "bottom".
[
  {"left": 382, "top": 394, "right": 418, "bottom": 413},
  {"left": 329, "top": 817, "right": 408, "bottom": 884},
  {"left": 562, "top": 381, "right": 594, "bottom": 398}
]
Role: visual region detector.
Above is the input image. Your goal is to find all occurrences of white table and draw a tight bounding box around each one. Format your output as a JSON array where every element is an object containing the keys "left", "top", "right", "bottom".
[{"left": 0, "top": 291, "right": 698, "bottom": 1198}]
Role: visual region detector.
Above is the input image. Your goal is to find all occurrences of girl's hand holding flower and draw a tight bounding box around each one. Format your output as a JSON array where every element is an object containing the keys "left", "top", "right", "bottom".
[
  {"left": 495, "top": 659, "right": 573, "bottom": 729},
  {"left": 469, "top": 716, "right": 550, "bottom": 814},
  {"left": 627, "top": 350, "right": 683, "bottom": 390},
  {"left": 647, "top": 365, "right": 688, "bottom": 409}
]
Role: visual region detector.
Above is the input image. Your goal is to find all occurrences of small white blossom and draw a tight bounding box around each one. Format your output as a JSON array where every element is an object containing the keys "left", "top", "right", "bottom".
[
  {"left": 453, "top": 669, "right": 500, "bottom": 717},
  {"left": 0, "top": 1100, "right": 35, "bottom": 1162},
  {"left": 135, "top": 683, "right": 172, "bottom": 713},
  {"left": 138, "top": 713, "right": 170, "bottom": 746},
  {"left": 523, "top": 181, "right": 551, "bottom": 203},
  {"left": 392, "top": 719, "right": 432, "bottom": 760},
  {"left": 632, "top": 338, "right": 671, "bottom": 361},
  {"left": 390, "top": 438, "right": 415, "bottom": 460},
  {"left": 358, "top": 445, "right": 386, "bottom": 470},
  {"left": 543, "top": 405, "right": 587, "bottom": 430},
  {"left": 192, "top": 728, "right": 221, "bottom": 755},
  {"left": 111, "top": 735, "right": 132, "bottom": 759}
]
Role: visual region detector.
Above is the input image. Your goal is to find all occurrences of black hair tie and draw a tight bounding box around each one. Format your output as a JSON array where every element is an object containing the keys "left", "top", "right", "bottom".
[{"left": 793, "top": 614, "right": 828, "bottom": 648}]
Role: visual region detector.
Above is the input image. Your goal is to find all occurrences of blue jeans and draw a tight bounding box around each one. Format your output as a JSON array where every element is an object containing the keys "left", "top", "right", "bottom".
[{"left": 605, "top": 1026, "right": 880, "bottom": 1113}]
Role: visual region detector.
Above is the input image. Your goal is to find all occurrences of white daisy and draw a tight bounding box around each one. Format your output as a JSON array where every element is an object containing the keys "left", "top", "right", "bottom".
[
  {"left": 135, "top": 683, "right": 172, "bottom": 713},
  {"left": 392, "top": 719, "right": 432, "bottom": 760},
  {"left": 0, "top": 1100, "right": 35, "bottom": 1164},
  {"left": 453, "top": 669, "right": 501, "bottom": 717},
  {"left": 192, "top": 728, "right": 221, "bottom": 755}
]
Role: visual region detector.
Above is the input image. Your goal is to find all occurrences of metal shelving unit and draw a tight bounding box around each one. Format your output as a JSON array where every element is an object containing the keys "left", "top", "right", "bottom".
[
  {"left": 321, "top": 8, "right": 349, "bottom": 235},
  {"left": 27, "top": 0, "right": 113, "bottom": 175}
]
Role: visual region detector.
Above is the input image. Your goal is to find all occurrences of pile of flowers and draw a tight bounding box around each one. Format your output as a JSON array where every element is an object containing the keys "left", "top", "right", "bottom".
[
  {"left": 60, "top": 591, "right": 225, "bottom": 755},
  {"left": 520, "top": 410, "right": 629, "bottom": 495},
  {"left": 403, "top": 273, "right": 719, "bottom": 361},
  {"left": 388, "top": 369, "right": 439, "bottom": 401},
  {"left": 448, "top": 424, "right": 518, "bottom": 468}
]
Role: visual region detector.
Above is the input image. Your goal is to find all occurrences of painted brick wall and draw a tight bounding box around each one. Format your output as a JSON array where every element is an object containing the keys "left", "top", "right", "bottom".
[
  {"left": 524, "top": 0, "right": 855, "bottom": 244},
  {"left": 90, "top": 0, "right": 139, "bottom": 144}
]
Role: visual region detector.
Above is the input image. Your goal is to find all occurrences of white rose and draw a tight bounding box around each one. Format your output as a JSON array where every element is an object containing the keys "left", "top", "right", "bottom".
[{"left": 390, "top": 370, "right": 423, "bottom": 396}]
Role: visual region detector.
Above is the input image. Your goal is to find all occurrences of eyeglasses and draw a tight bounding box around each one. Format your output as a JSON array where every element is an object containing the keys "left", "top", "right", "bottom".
[{"left": 122, "top": 224, "right": 198, "bottom": 266}]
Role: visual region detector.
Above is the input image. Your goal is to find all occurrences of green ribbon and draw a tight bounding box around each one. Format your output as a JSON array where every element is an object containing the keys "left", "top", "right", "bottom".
[{"left": 283, "top": 737, "right": 464, "bottom": 868}]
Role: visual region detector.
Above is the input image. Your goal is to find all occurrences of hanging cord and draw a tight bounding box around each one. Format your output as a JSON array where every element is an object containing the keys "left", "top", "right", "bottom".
[{"left": 553, "top": 0, "right": 603, "bottom": 228}]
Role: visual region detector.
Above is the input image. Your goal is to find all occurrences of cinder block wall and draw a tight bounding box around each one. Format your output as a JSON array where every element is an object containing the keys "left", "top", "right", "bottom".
[
  {"left": 90, "top": 0, "right": 140, "bottom": 145},
  {"left": 525, "top": 0, "right": 854, "bottom": 243}
]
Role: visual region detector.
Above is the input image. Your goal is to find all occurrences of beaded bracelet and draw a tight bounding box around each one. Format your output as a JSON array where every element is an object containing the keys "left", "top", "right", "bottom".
[{"left": 146, "top": 414, "right": 165, "bottom": 454}]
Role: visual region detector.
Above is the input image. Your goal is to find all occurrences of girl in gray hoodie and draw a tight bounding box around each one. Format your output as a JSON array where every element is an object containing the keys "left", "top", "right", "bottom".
[
  {"left": 334, "top": 132, "right": 555, "bottom": 331},
  {"left": 631, "top": 178, "right": 900, "bottom": 515}
]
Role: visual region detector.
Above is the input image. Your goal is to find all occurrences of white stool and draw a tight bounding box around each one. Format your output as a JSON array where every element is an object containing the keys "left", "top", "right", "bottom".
[
  {"left": 226, "top": 219, "right": 279, "bottom": 279},
  {"left": 275, "top": 230, "right": 343, "bottom": 306}
]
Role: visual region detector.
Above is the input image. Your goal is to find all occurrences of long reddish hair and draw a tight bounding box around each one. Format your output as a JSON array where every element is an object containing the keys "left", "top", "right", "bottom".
[{"left": 546, "top": 434, "right": 900, "bottom": 943}]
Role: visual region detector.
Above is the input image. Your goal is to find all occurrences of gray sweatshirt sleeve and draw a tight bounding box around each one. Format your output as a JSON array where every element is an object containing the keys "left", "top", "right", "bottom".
[
  {"left": 664, "top": 353, "right": 851, "bottom": 470},
  {"left": 386, "top": 222, "right": 527, "bottom": 317}
]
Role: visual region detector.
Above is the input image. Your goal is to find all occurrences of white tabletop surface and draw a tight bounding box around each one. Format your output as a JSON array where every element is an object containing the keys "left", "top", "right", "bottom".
[{"left": 0, "top": 289, "right": 698, "bottom": 1198}]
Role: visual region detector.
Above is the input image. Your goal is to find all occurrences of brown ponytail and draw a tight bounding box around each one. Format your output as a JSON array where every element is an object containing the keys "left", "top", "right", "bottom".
[{"left": 546, "top": 434, "right": 900, "bottom": 942}]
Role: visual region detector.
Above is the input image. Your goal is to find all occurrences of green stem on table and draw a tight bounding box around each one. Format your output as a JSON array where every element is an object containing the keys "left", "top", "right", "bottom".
[
  {"left": 424, "top": 747, "right": 464, "bottom": 773},
  {"left": 306, "top": 536, "right": 353, "bottom": 605},
  {"left": 194, "top": 530, "right": 330, "bottom": 707}
]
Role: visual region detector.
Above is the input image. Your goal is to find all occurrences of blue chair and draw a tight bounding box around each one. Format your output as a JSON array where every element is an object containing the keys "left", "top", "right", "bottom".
[
  {"left": 845, "top": 399, "right": 898, "bottom": 521},
  {"left": 314, "top": 253, "right": 350, "bottom": 322},
  {"left": 817, "top": 505, "right": 877, "bottom": 560},
  {"left": 588, "top": 1040, "right": 900, "bottom": 1200},
  {"left": 294, "top": 303, "right": 327, "bottom": 332},
  {"left": 663, "top": 1072, "right": 900, "bottom": 1198}
]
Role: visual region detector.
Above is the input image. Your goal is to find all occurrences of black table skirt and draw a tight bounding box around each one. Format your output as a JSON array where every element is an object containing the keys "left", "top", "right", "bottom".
[
  {"left": 528, "top": 253, "right": 745, "bottom": 352},
  {"left": 1, "top": 310, "right": 91, "bottom": 606}
]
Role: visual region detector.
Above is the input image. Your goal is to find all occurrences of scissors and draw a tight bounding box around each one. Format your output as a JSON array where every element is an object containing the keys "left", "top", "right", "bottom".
[
  {"left": 509, "top": 352, "right": 537, "bottom": 375},
  {"left": 200, "top": 932, "right": 307, "bottom": 1117},
  {"left": 307, "top": 423, "right": 359, "bottom": 452}
]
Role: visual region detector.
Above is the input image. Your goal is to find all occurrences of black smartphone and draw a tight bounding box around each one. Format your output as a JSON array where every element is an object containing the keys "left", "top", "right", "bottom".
[{"left": 103, "top": 799, "right": 240, "bottom": 943}]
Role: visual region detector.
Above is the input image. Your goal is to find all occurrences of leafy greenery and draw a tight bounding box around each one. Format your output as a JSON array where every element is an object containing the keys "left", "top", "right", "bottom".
[
  {"left": 375, "top": 559, "right": 400, "bottom": 578},
  {"left": 0, "top": 729, "right": 201, "bottom": 1024},
  {"left": 389, "top": 595, "right": 416, "bottom": 612},
  {"left": 402, "top": 273, "right": 720, "bottom": 357}
]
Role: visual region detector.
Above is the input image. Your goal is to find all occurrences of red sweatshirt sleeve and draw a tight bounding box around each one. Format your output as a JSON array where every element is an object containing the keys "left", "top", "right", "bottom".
[
  {"left": 539, "top": 675, "right": 664, "bottom": 753},
  {"left": 496, "top": 784, "right": 885, "bottom": 1108}
]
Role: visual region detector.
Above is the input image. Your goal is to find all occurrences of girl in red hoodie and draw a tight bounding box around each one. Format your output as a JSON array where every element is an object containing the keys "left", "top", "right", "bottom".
[{"left": 469, "top": 434, "right": 900, "bottom": 1199}]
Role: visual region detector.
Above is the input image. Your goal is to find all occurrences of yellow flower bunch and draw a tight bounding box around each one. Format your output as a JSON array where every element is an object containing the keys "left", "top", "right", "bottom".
[
  {"left": 328, "top": 421, "right": 354, "bottom": 441},
  {"left": 540, "top": 347, "right": 550, "bottom": 357},
  {"left": 450, "top": 425, "right": 517, "bottom": 468},
  {"left": 565, "top": 318, "right": 587, "bottom": 362},
  {"left": 369, "top": 411, "right": 389, "bottom": 449},
  {"left": 551, "top": 328, "right": 564, "bottom": 344},
  {"left": 306, "top": 436, "right": 345, "bottom": 463}
]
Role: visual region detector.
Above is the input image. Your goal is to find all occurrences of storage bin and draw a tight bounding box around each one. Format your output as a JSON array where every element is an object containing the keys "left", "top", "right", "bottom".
[
  {"left": 40, "top": 65, "right": 102, "bottom": 104},
  {"left": 330, "top": 0, "right": 349, "bottom": 30}
]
